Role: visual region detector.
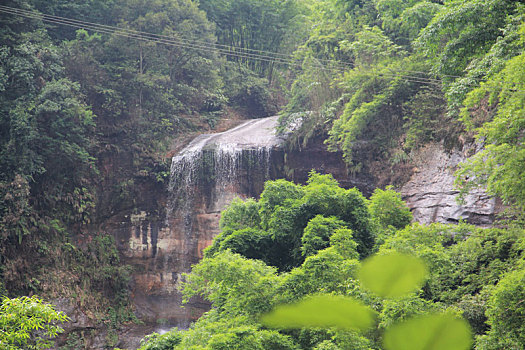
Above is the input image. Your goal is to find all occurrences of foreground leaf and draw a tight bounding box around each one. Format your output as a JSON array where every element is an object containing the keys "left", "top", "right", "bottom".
[
  {"left": 383, "top": 313, "right": 472, "bottom": 350},
  {"left": 359, "top": 253, "right": 427, "bottom": 298},
  {"left": 260, "top": 295, "right": 374, "bottom": 331}
]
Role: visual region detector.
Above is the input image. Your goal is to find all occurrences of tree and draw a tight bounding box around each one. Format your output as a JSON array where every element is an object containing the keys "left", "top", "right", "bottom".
[
  {"left": 368, "top": 186, "right": 412, "bottom": 230},
  {"left": 276, "top": 248, "right": 361, "bottom": 303},
  {"left": 480, "top": 265, "right": 525, "bottom": 349},
  {"left": 146, "top": 316, "right": 299, "bottom": 350},
  {"left": 208, "top": 172, "right": 376, "bottom": 270},
  {"left": 198, "top": 0, "right": 304, "bottom": 75},
  {"left": 138, "top": 330, "right": 182, "bottom": 350},
  {"left": 180, "top": 250, "right": 280, "bottom": 317},
  {"left": 456, "top": 51, "right": 525, "bottom": 212},
  {"left": 0, "top": 296, "right": 69, "bottom": 350},
  {"left": 301, "top": 215, "right": 348, "bottom": 257},
  {"left": 219, "top": 198, "right": 261, "bottom": 232},
  {"left": 258, "top": 179, "right": 304, "bottom": 230},
  {"left": 416, "top": 0, "right": 517, "bottom": 79}
]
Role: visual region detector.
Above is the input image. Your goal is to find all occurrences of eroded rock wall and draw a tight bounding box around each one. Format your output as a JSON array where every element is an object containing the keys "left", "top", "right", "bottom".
[{"left": 400, "top": 142, "right": 496, "bottom": 226}]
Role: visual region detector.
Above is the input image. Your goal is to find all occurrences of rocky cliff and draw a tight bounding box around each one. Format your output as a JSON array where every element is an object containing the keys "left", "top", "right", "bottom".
[
  {"left": 103, "top": 117, "right": 286, "bottom": 348},
  {"left": 102, "top": 117, "right": 497, "bottom": 348},
  {"left": 401, "top": 142, "right": 497, "bottom": 226}
]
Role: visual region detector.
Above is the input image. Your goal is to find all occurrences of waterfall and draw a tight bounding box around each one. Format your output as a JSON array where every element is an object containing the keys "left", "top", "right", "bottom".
[{"left": 167, "top": 116, "right": 284, "bottom": 268}]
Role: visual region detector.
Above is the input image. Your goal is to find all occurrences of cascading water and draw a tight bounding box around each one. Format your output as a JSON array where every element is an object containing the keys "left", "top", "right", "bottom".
[
  {"left": 117, "top": 116, "right": 286, "bottom": 347},
  {"left": 167, "top": 116, "right": 284, "bottom": 268}
]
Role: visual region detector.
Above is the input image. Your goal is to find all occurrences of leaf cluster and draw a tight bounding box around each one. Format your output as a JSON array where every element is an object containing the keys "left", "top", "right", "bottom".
[{"left": 0, "top": 295, "right": 69, "bottom": 350}]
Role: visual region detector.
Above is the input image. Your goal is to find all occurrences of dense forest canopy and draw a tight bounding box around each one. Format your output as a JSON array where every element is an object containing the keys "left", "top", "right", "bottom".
[{"left": 1, "top": 0, "right": 525, "bottom": 348}]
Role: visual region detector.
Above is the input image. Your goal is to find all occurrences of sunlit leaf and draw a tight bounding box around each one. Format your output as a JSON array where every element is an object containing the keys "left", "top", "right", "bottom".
[
  {"left": 260, "top": 295, "right": 375, "bottom": 331},
  {"left": 383, "top": 313, "right": 472, "bottom": 350},
  {"left": 359, "top": 252, "right": 427, "bottom": 298}
]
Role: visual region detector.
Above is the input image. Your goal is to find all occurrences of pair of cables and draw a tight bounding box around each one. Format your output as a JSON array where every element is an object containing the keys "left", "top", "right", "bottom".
[
  {"left": 0, "top": 4, "right": 442, "bottom": 86},
  {"left": 2, "top": 4, "right": 523, "bottom": 93}
]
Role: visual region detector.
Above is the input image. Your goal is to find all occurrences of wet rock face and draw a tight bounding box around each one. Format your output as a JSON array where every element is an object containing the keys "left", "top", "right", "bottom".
[
  {"left": 112, "top": 120, "right": 376, "bottom": 338},
  {"left": 284, "top": 135, "right": 376, "bottom": 196},
  {"left": 104, "top": 117, "right": 287, "bottom": 348},
  {"left": 401, "top": 143, "right": 496, "bottom": 226}
]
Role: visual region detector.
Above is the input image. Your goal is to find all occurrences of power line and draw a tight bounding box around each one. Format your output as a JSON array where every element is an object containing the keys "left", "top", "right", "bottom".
[
  {"left": 0, "top": 4, "right": 444, "bottom": 86},
  {"left": 0, "top": 5, "right": 342, "bottom": 72},
  {"left": 0, "top": 4, "right": 330, "bottom": 64},
  {"left": 2, "top": 4, "right": 524, "bottom": 94},
  {"left": 5, "top": 4, "right": 496, "bottom": 89}
]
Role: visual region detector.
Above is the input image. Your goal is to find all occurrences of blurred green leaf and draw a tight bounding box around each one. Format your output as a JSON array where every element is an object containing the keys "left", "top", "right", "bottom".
[
  {"left": 383, "top": 313, "right": 472, "bottom": 350},
  {"left": 359, "top": 253, "right": 427, "bottom": 298},
  {"left": 260, "top": 295, "right": 375, "bottom": 331}
]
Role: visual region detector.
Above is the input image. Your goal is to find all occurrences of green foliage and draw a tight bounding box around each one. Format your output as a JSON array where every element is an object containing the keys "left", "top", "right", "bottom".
[
  {"left": 359, "top": 253, "right": 428, "bottom": 298},
  {"left": 276, "top": 249, "right": 361, "bottom": 303},
  {"left": 262, "top": 252, "right": 471, "bottom": 349},
  {"left": 326, "top": 56, "right": 432, "bottom": 166},
  {"left": 261, "top": 295, "right": 375, "bottom": 331},
  {"left": 180, "top": 251, "right": 280, "bottom": 317},
  {"left": 198, "top": 0, "right": 305, "bottom": 76},
  {"left": 259, "top": 179, "right": 304, "bottom": 229},
  {"left": 379, "top": 222, "right": 525, "bottom": 337},
  {"left": 0, "top": 22, "right": 97, "bottom": 237},
  {"left": 219, "top": 62, "right": 277, "bottom": 117},
  {"left": 329, "top": 229, "right": 359, "bottom": 260},
  {"left": 219, "top": 198, "right": 261, "bottom": 231},
  {"left": 0, "top": 296, "right": 69, "bottom": 350},
  {"left": 219, "top": 228, "right": 274, "bottom": 262},
  {"left": 416, "top": 0, "right": 517, "bottom": 78},
  {"left": 169, "top": 183, "right": 524, "bottom": 350},
  {"left": 378, "top": 296, "right": 444, "bottom": 332},
  {"left": 169, "top": 315, "right": 299, "bottom": 350},
  {"left": 395, "top": 1, "right": 442, "bottom": 42},
  {"left": 343, "top": 25, "right": 401, "bottom": 67},
  {"left": 383, "top": 312, "right": 472, "bottom": 350},
  {"left": 208, "top": 172, "right": 376, "bottom": 271},
  {"left": 438, "top": 226, "right": 525, "bottom": 304},
  {"left": 301, "top": 215, "right": 348, "bottom": 257},
  {"left": 456, "top": 50, "right": 525, "bottom": 211},
  {"left": 401, "top": 85, "right": 448, "bottom": 152},
  {"left": 138, "top": 330, "right": 182, "bottom": 350},
  {"left": 368, "top": 186, "right": 412, "bottom": 230},
  {"left": 481, "top": 265, "right": 525, "bottom": 348},
  {"left": 174, "top": 175, "right": 419, "bottom": 349}
]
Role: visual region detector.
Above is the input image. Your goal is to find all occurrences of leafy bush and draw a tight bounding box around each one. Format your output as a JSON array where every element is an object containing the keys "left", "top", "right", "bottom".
[
  {"left": 0, "top": 296, "right": 69, "bottom": 350},
  {"left": 368, "top": 186, "right": 412, "bottom": 230}
]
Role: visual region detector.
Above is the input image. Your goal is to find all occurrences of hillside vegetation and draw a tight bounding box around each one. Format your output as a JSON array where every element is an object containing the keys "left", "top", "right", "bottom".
[
  {"left": 1, "top": 0, "right": 525, "bottom": 348},
  {"left": 138, "top": 0, "right": 525, "bottom": 349},
  {"left": 141, "top": 173, "right": 525, "bottom": 349}
]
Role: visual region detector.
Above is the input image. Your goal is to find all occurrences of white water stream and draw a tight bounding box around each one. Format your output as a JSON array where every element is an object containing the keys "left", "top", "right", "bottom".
[{"left": 167, "top": 115, "right": 284, "bottom": 231}]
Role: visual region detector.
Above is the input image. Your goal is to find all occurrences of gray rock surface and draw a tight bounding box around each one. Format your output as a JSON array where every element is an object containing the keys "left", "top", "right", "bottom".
[{"left": 401, "top": 143, "right": 496, "bottom": 226}]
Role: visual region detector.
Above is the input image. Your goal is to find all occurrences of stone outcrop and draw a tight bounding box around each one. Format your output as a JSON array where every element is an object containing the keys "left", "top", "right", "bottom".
[{"left": 400, "top": 142, "right": 496, "bottom": 226}]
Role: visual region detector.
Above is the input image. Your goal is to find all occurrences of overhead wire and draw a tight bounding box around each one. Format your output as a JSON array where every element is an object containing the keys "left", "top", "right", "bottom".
[
  {"left": 9, "top": 4, "right": 516, "bottom": 90},
  {"left": 0, "top": 4, "right": 329, "bottom": 64},
  {"left": 0, "top": 4, "right": 444, "bottom": 87},
  {"left": 0, "top": 5, "right": 467, "bottom": 82},
  {"left": 2, "top": 5, "right": 524, "bottom": 93},
  {"left": 0, "top": 5, "right": 360, "bottom": 73},
  {"left": 0, "top": 5, "right": 313, "bottom": 70}
]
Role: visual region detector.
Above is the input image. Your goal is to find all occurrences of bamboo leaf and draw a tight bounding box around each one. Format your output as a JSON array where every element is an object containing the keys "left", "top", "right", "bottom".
[
  {"left": 359, "top": 252, "right": 427, "bottom": 298},
  {"left": 261, "top": 295, "right": 374, "bottom": 331},
  {"left": 384, "top": 313, "right": 472, "bottom": 350}
]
